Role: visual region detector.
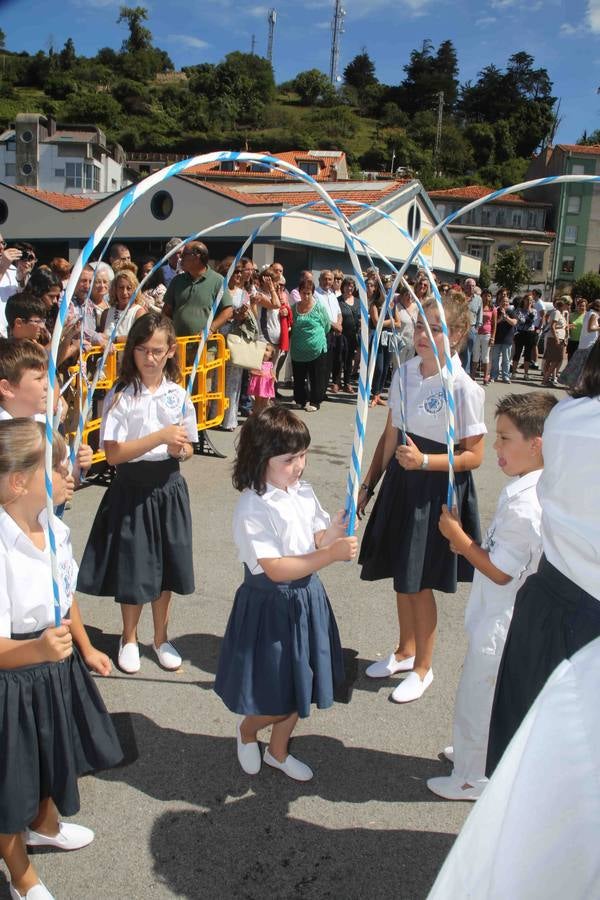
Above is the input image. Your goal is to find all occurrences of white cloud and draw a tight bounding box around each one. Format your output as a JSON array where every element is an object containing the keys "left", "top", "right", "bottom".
[
  {"left": 247, "top": 5, "right": 269, "bottom": 17},
  {"left": 490, "top": 0, "right": 518, "bottom": 7},
  {"left": 588, "top": 0, "right": 600, "bottom": 32},
  {"left": 560, "top": 22, "right": 580, "bottom": 36},
  {"left": 166, "top": 34, "right": 209, "bottom": 49},
  {"left": 476, "top": 15, "right": 497, "bottom": 26},
  {"left": 315, "top": 20, "right": 332, "bottom": 29}
]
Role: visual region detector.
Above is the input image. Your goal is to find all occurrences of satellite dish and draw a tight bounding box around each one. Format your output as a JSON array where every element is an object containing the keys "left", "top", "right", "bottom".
[{"left": 336, "top": 75, "right": 342, "bottom": 83}]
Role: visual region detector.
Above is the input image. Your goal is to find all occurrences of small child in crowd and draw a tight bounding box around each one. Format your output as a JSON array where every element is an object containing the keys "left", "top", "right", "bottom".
[
  {"left": 248, "top": 342, "right": 276, "bottom": 414},
  {"left": 214, "top": 406, "right": 356, "bottom": 782},
  {"left": 0, "top": 420, "right": 122, "bottom": 900},
  {"left": 77, "top": 313, "right": 197, "bottom": 675},
  {"left": 428, "top": 391, "right": 557, "bottom": 800}
]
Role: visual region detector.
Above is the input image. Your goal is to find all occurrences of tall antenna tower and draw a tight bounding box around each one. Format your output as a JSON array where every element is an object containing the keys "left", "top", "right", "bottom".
[
  {"left": 267, "top": 9, "right": 277, "bottom": 64},
  {"left": 433, "top": 91, "right": 444, "bottom": 173},
  {"left": 329, "top": 0, "right": 346, "bottom": 85},
  {"left": 251, "top": 34, "right": 256, "bottom": 55}
]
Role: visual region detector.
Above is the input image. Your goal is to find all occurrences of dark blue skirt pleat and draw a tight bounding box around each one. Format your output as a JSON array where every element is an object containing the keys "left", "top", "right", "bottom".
[
  {"left": 0, "top": 640, "right": 122, "bottom": 834},
  {"left": 215, "top": 569, "right": 345, "bottom": 719}
]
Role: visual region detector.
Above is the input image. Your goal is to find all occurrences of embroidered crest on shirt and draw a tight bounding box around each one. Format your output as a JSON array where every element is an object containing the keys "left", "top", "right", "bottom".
[
  {"left": 162, "top": 390, "right": 180, "bottom": 410},
  {"left": 59, "top": 556, "right": 73, "bottom": 602},
  {"left": 421, "top": 389, "right": 445, "bottom": 417}
]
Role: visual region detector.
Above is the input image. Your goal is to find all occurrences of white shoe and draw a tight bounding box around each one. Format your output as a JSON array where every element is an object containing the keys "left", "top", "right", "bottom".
[
  {"left": 153, "top": 641, "right": 182, "bottom": 670},
  {"left": 443, "top": 746, "right": 454, "bottom": 763},
  {"left": 365, "top": 653, "right": 415, "bottom": 678},
  {"left": 304, "top": 404, "right": 318, "bottom": 412},
  {"left": 391, "top": 669, "right": 433, "bottom": 703},
  {"left": 25, "top": 821, "right": 94, "bottom": 851},
  {"left": 264, "top": 747, "right": 313, "bottom": 781},
  {"left": 10, "top": 883, "right": 55, "bottom": 900},
  {"left": 426, "top": 773, "right": 485, "bottom": 801},
  {"left": 118, "top": 639, "right": 140, "bottom": 674},
  {"left": 236, "top": 722, "right": 261, "bottom": 775}
]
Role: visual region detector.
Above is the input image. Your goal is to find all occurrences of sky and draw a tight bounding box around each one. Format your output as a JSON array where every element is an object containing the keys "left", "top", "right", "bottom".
[{"left": 0, "top": 0, "right": 599, "bottom": 144}]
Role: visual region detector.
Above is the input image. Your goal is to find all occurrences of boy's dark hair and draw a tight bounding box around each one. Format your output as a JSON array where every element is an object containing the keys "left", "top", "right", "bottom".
[
  {"left": 571, "top": 340, "right": 600, "bottom": 400},
  {"left": 26, "top": 267, "right": 62, "bottom": 298},
  {"left": 495, "top": 391, "right": 558, "bottom": 439},
  {"left": 233, "top": 405, "right": 310, "bottom": 495},
  {"left": 0, "top": 337, "right": 47, "bottom": 391},
  {"left": 5, "top": 294, "right": 47, "bottom": 330},
  {"left": 118, "top": 312, "right": 180, "bottom": 394}
]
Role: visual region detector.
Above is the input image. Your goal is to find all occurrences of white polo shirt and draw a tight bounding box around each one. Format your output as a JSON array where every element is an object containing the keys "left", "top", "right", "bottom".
[
  {"left": 315, "top": 287, "right": 341, "bottom": 325},
  {"left": 101, "top": 378, "right": 197, "bottom": 463},
  {"left": 233, "top": 481, "right": 330, "bottom": 575},
  {"left": 464, "top": 469, "right": 543, "bottom": 640},
  {"left": 538, "top": 396, "right": 600, "bottom": 601},
  {"left": 0, "top": 507, "right": 76, "bottom": 636},
  {"left": 0, "top": 406, "right": 46, "bottom": 423},
  {"left": 388, "top": 354, "right": 487, "bottom": 443}
]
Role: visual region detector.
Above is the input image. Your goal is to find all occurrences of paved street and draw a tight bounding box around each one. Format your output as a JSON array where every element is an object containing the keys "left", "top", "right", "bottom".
[{"left": 0, "top": 375, "right": 562, "bottom": 900}]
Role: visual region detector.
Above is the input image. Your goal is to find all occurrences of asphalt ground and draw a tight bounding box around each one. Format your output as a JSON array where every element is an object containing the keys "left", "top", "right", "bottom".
[{"left": 0, "top": 369, "right": 563, "bottom": 900}]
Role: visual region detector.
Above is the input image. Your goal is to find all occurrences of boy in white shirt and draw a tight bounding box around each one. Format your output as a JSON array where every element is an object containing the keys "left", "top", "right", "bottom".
[{"left": 428, "top": 391, "right": 558, "bottom": 800}]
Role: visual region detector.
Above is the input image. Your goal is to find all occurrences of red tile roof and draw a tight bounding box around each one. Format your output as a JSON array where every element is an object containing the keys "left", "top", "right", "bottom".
[
  {"left": 556, "top": 143, "right": 600, "bottom": 155},
  {"left": 12, "top": 186, "right": 96, "bottom": 210},
  {"left": 429, "top": 185, "right": 547, "bottom": 206},
  {"left": 195, "top": 179, "right": 407, "bottom": 217},
  {"left": 186, "top": 150, "right": 346, "bottom": 181}
]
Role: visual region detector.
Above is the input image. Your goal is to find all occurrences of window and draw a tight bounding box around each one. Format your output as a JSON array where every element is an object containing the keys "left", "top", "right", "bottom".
[
  {"left": 564, "top": 225, "right": 578, "bottom": 244},
  {"left": 512, "top": 211, "right": 522, "bottom": 227},
  {"left": 435, "top": 203, "right": 446, "bottom": 219},
  {"left": 83, "top": 163, "right": 99, "bottom": 191},
  {"left": 463, "top": 209, "right": 476, "bottom": 225},
  {"left": 561, "top": 257, "right": 575, "bottom": 274},
  {"left": 407, "top": 204, "right": 422, "bottom": 239},
  {"left": 220, "top": 160, "right": 235, "bottom": 172},
  {"left": 150, "top": 190, "right": 173, "bottom": 220},
  {"left": 4, "top": 163, "right": 15, "bottom": 177},
  {"left": 567, "top": 195, "right": 581, "bottom": 214},
  {"left": 65, "top": 162, "right": 82, "bottom": 188},
  {"left": 20, "top": 162, "right": 33, "bottom": 176},
  {"left": 527, "top": 210, "right": 540, "bottom": 228},
  {"left": 467, "top": 243, "right": 490, "bottom": 263},
  {"left": 20, "top": 129, "right": 33, "bottom": 143},
  {"left": 111, "top": 178, "right": 117, "bottom": 189},
  {"left": 249, "top": 162, "right": 268, "bottom": 173},
  {"left": 571, "top": 163, "right": 585, "bottom": 176},
  {"left": 54, "top": 168, "right": 65, "bottom": 177},
  {"left": 495, "top": 209, "right": 506, "bottom": 226},
  {"left": 0, "top": 200, "right": 7, "bottom": 225},
  {"left": 525, "top": 250, "right": 544, "bottom": 271},
  {"left": 481, "top": 208, "right": 491, "bottom": 226},
  {"left": 298, "top": 160, "right": 319, "bottom": 176}
]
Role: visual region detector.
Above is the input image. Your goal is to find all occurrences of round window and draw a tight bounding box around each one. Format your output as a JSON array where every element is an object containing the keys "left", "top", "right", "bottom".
[
  {"left": 20, "top": 130, "right": 33, "bottom": 144},
  {"left": 407, "top": 204, "right": 422, "bottom": 241},
  {"left": 150, "top": 190, "right": 173, "bottom": 221},
  {"left": 0, "top": 200, "right": 8, "bottom": 226},
  {"left": 21, "top": 162, "right": 33, "bottom": 177}
]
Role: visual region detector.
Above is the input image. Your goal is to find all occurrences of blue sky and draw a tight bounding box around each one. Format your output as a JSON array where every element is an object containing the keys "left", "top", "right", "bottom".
[{"left": 1, "top": 0, "right": 599, "bottom": 144}]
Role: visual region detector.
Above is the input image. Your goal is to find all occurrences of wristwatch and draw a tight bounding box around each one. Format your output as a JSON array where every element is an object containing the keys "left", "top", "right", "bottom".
[{"left": 420, "top": 453, "right": 429, "bottom": 470}]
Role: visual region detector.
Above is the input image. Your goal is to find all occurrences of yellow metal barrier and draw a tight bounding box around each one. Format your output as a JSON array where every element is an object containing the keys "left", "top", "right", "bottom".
[{"left": 68, "top": 334, "right": 229, "bottom": 465}]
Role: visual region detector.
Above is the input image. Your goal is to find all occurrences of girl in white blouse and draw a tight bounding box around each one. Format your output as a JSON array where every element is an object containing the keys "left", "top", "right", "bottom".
[
  {"left": 214, "top": 406, "right": 357, "bottom": 782},
  {"left": 358, "top": 294, "right": 486, "bottom": 704},
  {"left": 0, "top": 420, "right": 121, "bottom": 900},
  {"left": 77, "top": 313, "right": 197, "bottom": 676}
]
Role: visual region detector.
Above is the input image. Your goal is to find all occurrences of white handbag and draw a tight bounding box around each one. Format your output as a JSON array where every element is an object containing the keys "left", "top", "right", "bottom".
[{"left": 226, "top": 333, "right": 266, "bottom": 370}]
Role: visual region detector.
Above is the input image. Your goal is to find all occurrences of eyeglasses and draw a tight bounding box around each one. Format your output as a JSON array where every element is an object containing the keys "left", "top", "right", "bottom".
[
  {"left": 415, "top": 321, "right": 444, "bottom": 336},
  {"left": 133, "top": 345, "right": 169, "bottom": 360},
  {"left": 26, "top": 318, "right": 45, "bottom": 327}
]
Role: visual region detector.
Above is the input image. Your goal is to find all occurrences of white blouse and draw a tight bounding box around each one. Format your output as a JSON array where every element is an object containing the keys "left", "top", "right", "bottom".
[
  {"left": 0, "top": 507, "right": 76, "bottom": 637},
  {"left": 388, "top": 354, "right": 487, "bottom": 443},
  {"left": 233, "top": 481, "right": 331, "bottom": 574},
  {"left": 102, "top": 304, "right": 143, "bottom": 340},
  {"left": 101, "top": 379, "right": 198, "bottom": 462}
]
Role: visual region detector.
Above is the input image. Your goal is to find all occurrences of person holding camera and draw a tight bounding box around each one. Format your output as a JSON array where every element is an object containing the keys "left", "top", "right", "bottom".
[
  {"left": 0, "top": 238, "right": 37, "bottom": 337},
  {"left": 511, "top": 293, "right": 537, "bottom": 381}
]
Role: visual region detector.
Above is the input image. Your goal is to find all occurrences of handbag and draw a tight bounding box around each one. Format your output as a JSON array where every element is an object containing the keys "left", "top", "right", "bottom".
[{"left": 226, "top": 332, "right": 265, "bottom": 370}]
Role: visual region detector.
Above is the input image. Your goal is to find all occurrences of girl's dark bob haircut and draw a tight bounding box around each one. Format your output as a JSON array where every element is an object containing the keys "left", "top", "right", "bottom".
[
  {"left": 233, "top": 405, "right": 310, "bottom": 495},
  {"left": 118, "top": 312, "right": 180, "bottom": 393}
]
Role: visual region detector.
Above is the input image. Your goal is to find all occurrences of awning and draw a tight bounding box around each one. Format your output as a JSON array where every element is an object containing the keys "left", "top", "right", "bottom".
[
  {"left": 519, "top": 240, "right": 551, "bottom": 246},
  {"left": 464, "top": 235, "right": 494, "bottom": 242}
]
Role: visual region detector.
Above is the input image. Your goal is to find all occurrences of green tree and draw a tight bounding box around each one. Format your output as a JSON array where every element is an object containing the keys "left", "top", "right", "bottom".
[
  {"left": 63, "top": 90, "right": 121, "bottom": 127},
  {"left": 493, "top": 245, "right": 531, "bottom": 294},
  {"left": 0, "top": 28, "right": 6, "bottom": 50},
  {"left": 59, "top": 38, "right": 76, "bottom": 70},
  {"left": 478, "top": 260, "right": 492, "bottom": 290},
  {"left": 571, "top": 272, "right": 600, "bottom": 300},
  {"left": 118, "top": 6, "right": 152, "bottom": 53},
  {"left": 398, "top": 39, "right": 459, "bottom": 116},
  {"left": 343, "top": 50, "right": 377, "bottom": 91},
  {"left": 293, "top": 69, "right": 333, "bottom": 105}
]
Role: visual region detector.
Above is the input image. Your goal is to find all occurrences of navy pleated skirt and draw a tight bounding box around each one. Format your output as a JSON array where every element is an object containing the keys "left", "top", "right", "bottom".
[
  {"left": 359, "top": 434, "right": 481, "bottom": 593},
  {"left": 214, "top": 567, "right": 345, "bottom": 719},
  {"left": 77, "top": 458, "right": 195, "bottom": 605},
  {"left": 0, "top": 632, "right": 123, "bottom": 834},
  {"left": 486, "top": 556, "right": 600, "bottom": 777}
]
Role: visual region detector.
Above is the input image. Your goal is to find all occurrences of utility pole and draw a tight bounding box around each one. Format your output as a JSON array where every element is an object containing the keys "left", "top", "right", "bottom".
[
  {"left": 329, "top": 0, "right": 346, "bottom": 85},
  {"left": 433, "top": 90, "right": 444, "bottom": 175},
  {"left": 267, "top": 9, "right": 276, "bottom": 64},
  {"left": 251, "top": 34, "right": 256, "bottom": 55}
]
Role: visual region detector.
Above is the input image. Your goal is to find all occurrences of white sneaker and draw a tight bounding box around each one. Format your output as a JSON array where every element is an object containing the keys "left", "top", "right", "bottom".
[
  {"left": 236, "top": 722, "right": 261, "bottom": 775},
  {"left": 10, "top": 883, "right": 55, "bottom": 900},
  {"left": 304, "top": 404, "right": 318, "bottom": 412},
  {"left": 153, "top": 641, "right": 182, "bottom": 670},
  {"left": 426, "top": 773, "right": 485, "bottom": 801},
  {"left": 365, "top": 653, "right": 415, "bottom": 678},
  {"left": 264, "top": 747, "right": 313, "bottom": 781},
  {"left": 25, "top": 821, "right": 94, "bottom": 851},
  {"left": 443, "top": 746, "right": 454, "bottom": 763},
  {"left": 390, "top": 669, "right": 433, "bottom": 703},
  {"left": 118, "top": 639, "right": 140, "bottom": 674}
]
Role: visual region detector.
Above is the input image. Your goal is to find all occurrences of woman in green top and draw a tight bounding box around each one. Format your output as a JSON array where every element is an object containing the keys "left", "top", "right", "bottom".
[
  {"left": 290, "top": 276, "right": 331, "bottom": 411},
  {"left": 567, "top": 297, "right": 587, "bottom": 360}
]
